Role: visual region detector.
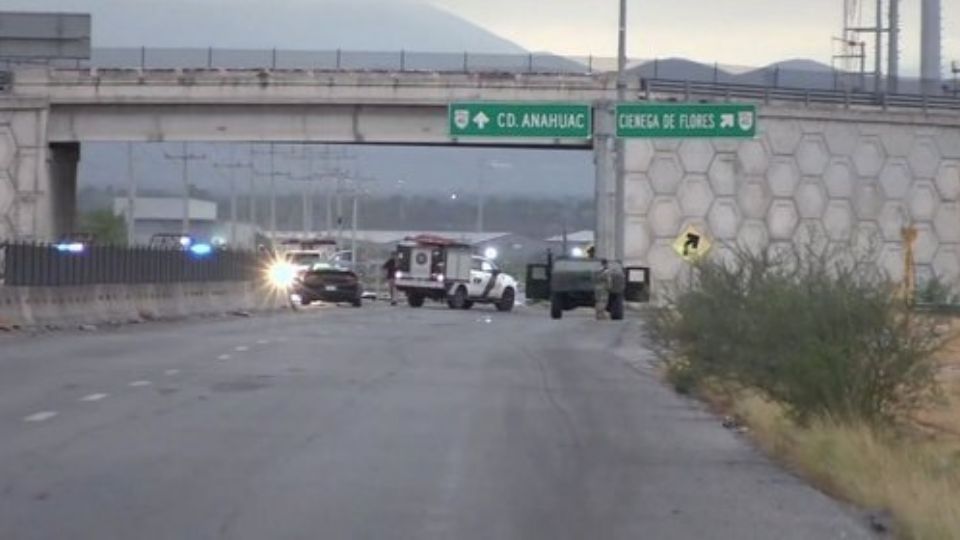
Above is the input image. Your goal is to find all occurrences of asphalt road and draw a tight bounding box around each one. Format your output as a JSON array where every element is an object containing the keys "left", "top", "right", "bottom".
[{"left": 0, "top": 302, "right": 873, "bottom": 540}]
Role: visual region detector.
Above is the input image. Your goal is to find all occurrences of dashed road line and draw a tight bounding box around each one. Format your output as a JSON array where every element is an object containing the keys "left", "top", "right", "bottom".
[
  {"left": 79, "top": 393, "right": 109, "bottom": 402},
  {"left": 129, "top": 380, "right": 152, "bottom": 387},
  {"left": 23, "top": 411, "right": 58, "bottom": 423},
  {"left": 165, "top": 369, "right": 181, "bottom": 376},
  {"left": 218, "top": 354, "right": 232, "bottom": 360},
  {"left": 256, "top": 339, "right": 270, "bottom": 345},
  {"left": 235, "top": 346, "right": 249, "bottom": 352}
]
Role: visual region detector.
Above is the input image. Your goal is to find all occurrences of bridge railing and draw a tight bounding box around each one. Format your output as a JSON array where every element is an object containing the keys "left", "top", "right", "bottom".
[
  {"left": 35, "top": 47, "right": 957, "bottom": 98},
  {"left": 644, "top": 79, "right": 960, "bottom": 113},
  {"left": 0, "top": 241, "right": 259, "bottom": 287}
]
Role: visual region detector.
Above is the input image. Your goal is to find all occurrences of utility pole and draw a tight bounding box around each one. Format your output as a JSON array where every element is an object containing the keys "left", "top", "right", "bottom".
[
  {"left": 874, "top": 0, "right": 883, "bottom": 93},
  {"left": 213, "top": 160, "right": 253, "bottom": 246},
  {"left": 126, "top": 142, "right": 137, "bottom": 245},
  {"left": 614, "top": 0, "right": 628, "bottom": 260},
  {"left": 887, "top": 0, "right": 899, "bottom": 93},
  {"left": 163, "top": 142, "right": 206, "bottom": 236}
]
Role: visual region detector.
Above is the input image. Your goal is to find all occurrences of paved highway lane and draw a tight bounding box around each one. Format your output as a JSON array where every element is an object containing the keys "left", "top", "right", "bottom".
[{"left": 0, "top": 304, "right": 872, "bottom": 540}]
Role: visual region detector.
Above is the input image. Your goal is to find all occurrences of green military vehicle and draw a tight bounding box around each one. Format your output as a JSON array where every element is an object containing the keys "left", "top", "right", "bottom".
[{"left": 525, "top": 257, "right": 650, "bottom": 320}]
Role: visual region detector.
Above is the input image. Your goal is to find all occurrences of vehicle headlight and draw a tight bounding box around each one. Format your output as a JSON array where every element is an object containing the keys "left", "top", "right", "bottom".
[{"left": 267, "top": 261, "right": 298, "bottom": 289}]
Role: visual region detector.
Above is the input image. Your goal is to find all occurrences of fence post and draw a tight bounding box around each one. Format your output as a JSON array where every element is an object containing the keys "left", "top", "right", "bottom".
[
  {"left": 713, "top": 62, "right": 719, "bottom": 83},
  {"left": 271, "top": 48, "right": 277, "bottom": 70},
  {"left": 653, "top": 58, "right": 659, "bottom": 79},
  {"left": 587, "top": 55, "right": 593, "bottom": 74},
  {"left": 336, "top": 48, "right": 342, "bottom": 70},
  {"left": 140, "top": 46, "right": 146, "bottom": 70},
  {"left": 400, "top": 49, "right": 405, "bottom": 72},
  {"left": 463, "top": 52, "right": 468, "bottom": 73},
  {"left": 207, "top": 47, "right": 213, "bottom": 69},
  {"left": 527, "top": 54, "right": 534, "bottom": 74}
]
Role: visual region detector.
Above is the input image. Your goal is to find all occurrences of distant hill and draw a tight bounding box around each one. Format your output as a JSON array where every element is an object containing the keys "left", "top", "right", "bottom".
[{"left": 3, "top": 0, "right": 526, "bottom": 53}]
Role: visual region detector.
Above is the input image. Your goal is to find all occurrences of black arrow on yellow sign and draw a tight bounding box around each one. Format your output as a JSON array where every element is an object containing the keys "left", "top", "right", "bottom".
[{"left": 682, "top": 233, "right": 701, "bottom": 257}]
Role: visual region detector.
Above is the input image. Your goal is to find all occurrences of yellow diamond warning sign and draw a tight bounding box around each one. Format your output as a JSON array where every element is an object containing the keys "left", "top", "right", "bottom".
[{"left": 672, "top": 225, "right": 712, "bottom": 262}]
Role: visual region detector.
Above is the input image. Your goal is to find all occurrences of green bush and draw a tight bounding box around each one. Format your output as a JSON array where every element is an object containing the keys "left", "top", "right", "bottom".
[{"left": 644, "top": 246, "right": 947, "bottom": 425}]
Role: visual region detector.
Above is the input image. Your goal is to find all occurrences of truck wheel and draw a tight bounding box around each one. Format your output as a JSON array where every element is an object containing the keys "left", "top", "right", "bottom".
[
  {"left": 300, "top": 296, "right": 312, "bottom": 306},
  {"left": 447, "top": 286, "right": 468, "bottom": 309},
  {"left": 462, "top": 300, "right": 474, "bottom": 310},
  {"left": 496, "top": 288, "right": 515, "bottom": 312},
  {"left": 407, "top": 293, "right": 425, "bottom": 308},
  {"left": 550, "top": 293, "right": 563, "bottom": 320},
  {"left": 352, "top": 296, "right": 363, "bottom": 308},
  {"left": 609, "top": 293, "right": 625, "bottom": 320}
]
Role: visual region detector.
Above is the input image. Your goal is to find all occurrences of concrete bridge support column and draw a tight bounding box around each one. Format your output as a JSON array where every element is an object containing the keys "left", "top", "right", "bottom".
[
  {"left": 48, "top": 142, "right": 80, "bottom": 238},
  {"left": 593, "top": 102, "right": 617, "bottom": 259},
  {"left": 0, "top": 100, "right": 52, "bottom": 241}
]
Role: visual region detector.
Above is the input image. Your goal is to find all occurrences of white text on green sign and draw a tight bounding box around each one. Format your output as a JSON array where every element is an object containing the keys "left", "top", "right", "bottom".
[
  {"left": 616, "top": 103, "right": 757, "bottom": 138},
  {"left": 449, "top": 103, "right": 592, "bottom": 138}
]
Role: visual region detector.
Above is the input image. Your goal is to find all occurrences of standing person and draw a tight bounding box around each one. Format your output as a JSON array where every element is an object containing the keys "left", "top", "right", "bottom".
[
  {"left": 595, "top": 258, "right": 612, "bottom": 320},
  {"left": 382, "top": 252, "right": 398, "bottom": 305}
]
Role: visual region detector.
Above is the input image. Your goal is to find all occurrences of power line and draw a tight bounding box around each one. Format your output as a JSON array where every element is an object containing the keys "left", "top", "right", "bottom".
[{"left": 163, "top": 142, "right": 207, "bottom": 235}]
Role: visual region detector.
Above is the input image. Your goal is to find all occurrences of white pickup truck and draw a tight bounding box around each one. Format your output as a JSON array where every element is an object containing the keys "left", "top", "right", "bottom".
[{"left": 394, "top": 236, "right": 518, "bottom": 312}]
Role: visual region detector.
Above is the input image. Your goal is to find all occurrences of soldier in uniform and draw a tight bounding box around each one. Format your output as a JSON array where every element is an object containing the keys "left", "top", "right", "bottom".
[{"left": 595, "top": 258, "right": 612, "bottom": 320}]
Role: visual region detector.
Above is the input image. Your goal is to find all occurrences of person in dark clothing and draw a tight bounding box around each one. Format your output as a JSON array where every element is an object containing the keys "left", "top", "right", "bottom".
[{"left": 382, "top": 253, "right": 398, "bottom": 305}]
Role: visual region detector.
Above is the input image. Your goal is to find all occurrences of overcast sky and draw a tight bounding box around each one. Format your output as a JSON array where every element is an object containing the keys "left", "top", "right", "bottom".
[
  {"left": 433, "top": 0, "right": 958, "bottom": 73},
  {"left": 12, "top": 0, "right": 960, "bottom": 74}
]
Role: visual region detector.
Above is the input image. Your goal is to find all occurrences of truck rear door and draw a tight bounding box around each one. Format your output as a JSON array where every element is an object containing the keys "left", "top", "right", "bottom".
[
  {"left": 525, "top": 264, "right": 550, "bottom": 301},
  {"left": 624, "top": 267, "right": 651, "bottom": 303}
]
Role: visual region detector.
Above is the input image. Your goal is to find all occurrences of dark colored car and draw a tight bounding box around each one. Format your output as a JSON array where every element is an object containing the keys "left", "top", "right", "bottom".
[{"left": 292, "top": 264, "right": 363, "bottom": 307}]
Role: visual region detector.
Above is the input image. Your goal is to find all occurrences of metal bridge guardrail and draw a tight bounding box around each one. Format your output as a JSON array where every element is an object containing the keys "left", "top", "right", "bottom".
[
  {"left": 643, "top": 79, "right": 960, "bottom": 113},
  {"left": 29, "top": 47, "right": 956, "bottom": 99},
  {"left": 0, "top": 242, "right": 260, "bottom": 287}
]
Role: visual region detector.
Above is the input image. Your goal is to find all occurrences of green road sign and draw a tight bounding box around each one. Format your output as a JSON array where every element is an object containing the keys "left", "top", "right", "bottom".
[
  {"left": 449, "top": 102, "right": 592, "bottom": 139},
  {"left": 616, "top": 103, "right": 757, "bottom": 138}
]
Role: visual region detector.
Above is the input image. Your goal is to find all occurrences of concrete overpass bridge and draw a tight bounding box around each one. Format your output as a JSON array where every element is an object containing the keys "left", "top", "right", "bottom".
[{"left": 3, "top": 64, "right": 960, "bottom": 290}]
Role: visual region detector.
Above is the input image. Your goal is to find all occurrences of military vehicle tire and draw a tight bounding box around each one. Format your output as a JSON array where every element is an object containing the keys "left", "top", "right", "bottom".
[{"left": 550, "top": 293, "right": 564, "bottom": 319}]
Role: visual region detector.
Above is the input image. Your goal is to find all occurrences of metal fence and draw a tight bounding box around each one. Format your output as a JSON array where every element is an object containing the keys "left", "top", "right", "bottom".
[
  {"left": 34, "top": 47, "right": 953, "bottom": 99},
  {"left": 0, "top": 242, "right": 260, "bottom": 287},
  {"left": 644, "top": 79, "right": 960, "bottom": 113}
]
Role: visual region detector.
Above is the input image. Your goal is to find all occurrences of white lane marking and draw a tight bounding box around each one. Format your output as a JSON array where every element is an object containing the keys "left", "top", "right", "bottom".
[
  {"left": 164, "top": 369, "right": 180, "bottom": 376},
  {"left": 79, "top": 393, "right": 109, "bottom": 402},
  {"left": 234, "top": 346, "right": 249, "bottom": 352},
  {"left": 218, "top": 354, "right": 232, "bottom": 360},
  {"left": 256, "top": 339, "right": 270, "bottom": 345},
  {"left": 129, "top": 380, "right": 152, "bottom": 387},
  {"left": 23, "top": 411, "right": 58, "bottom": 423}
]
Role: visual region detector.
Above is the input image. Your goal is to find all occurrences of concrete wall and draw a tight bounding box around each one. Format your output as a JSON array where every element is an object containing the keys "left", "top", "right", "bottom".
[
  {"left": 0, "top": 281, "right": 285, "bottom": 329},
  {"left": 0, "top": 99, "right": 53, "bottom": 241},
  {"left": 623, "top": 106, "right": 960, "bottom": 292}
]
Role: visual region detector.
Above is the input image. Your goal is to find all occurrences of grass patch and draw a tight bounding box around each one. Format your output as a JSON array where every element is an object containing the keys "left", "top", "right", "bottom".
[{"left": 708, "top": 390, "right": 960, "bottom": 540}]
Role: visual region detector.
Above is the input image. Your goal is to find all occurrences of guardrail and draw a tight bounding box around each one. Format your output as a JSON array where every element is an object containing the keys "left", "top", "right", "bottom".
[
  {"left": 643, "top": 78, "right": 960, "bottom": 113},
  {"left": 30, "top": 47, "right": 952, "bottom": 99},
  {"left": 0, "top": 242, "right": 259, "bottom": 287},
  {"left": 0, "top": 71, "right": 10, "bottom": 93}
]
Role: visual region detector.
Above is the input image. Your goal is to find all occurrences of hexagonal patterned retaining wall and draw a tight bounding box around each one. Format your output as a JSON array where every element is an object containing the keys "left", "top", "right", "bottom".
[
  {"left": 623, "top": 107, "right": 960, "bottom": 295},
  {"left": 0, "top": 103, "right": 52, "bottom": 241}
]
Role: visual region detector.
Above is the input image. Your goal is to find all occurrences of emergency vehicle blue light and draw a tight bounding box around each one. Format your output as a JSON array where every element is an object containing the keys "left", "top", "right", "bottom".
[{"left": 189, "top": 243, "right": 213, "bottom": 257}]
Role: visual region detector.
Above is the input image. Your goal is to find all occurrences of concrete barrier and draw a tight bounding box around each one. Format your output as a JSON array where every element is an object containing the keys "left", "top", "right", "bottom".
[{"left": 0, "top": 281, "right": 286, "bottom": 329}]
